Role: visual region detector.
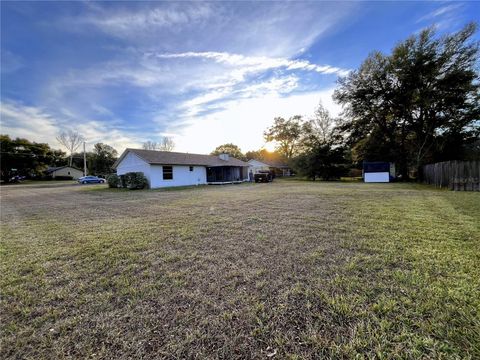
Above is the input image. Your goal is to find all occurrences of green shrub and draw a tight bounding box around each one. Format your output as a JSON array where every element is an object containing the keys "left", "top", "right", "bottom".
[
  {"left": 54, "top": 176, "right": 73, "bottom": 180},
  {"left": 124, "top": 172, "right": 148, "bottom": 189},
  {"left": 348, "top": 168, "right": 363, "bottom": 178},
  {"left": 107, "top": 174, "right": 120, "bottom": 188}
]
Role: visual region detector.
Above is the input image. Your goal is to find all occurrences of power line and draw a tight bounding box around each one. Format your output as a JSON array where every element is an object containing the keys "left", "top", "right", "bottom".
[{"left": 0, "top": 151, "right": 94, "bottom": 159}]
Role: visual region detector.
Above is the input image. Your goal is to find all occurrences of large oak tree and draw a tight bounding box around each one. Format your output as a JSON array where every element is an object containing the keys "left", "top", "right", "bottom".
[
  {"left": 334, "top": 23, "right": 480, "bottom": 179},
  {"left": 211, "top": 143, "right": 247, "bottom": 161}
]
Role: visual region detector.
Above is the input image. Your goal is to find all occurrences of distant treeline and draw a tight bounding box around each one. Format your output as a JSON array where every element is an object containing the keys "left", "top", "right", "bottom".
[{"left": 0, "top": 134, "right": 118, "bottom": 182}]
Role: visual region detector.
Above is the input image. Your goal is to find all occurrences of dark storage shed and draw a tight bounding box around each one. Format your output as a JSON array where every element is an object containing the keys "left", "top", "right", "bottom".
[{"left": 363, "top": 162, "right": 395, "bottom": 183}]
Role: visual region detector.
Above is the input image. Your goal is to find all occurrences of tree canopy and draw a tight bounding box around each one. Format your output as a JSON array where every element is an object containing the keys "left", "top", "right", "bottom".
[
  {"left": 211, "top": 143, "right": 247, "bottom": 161},
  {"left": 290, "top": 103, "right": 347, "bottom": 180},
  {"left": 264, "top": 116, "right": 305, "bottom": 159},
  {"left": 334, "top": 23, "right": 480, "bottom": 178},
  {"left": 245, "top": 149, "right": 286, "bottom": 164},
  {"left": 0, "top": 135, "right": 67, "bottom": 181},
  {"left": 89, "top": 143, "right": 118, "bottom": 175}
]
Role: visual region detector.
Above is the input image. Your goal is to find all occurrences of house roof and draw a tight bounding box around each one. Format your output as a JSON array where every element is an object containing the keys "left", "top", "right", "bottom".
[
  {"left": 114, "top": 149, "right": 249, "bottom": 168},
  {"left": 247, "top": 159, "right": 289, "bottom": 169},
  {"left": 45, "top": 166, "right": 83, "bottom": 174}
]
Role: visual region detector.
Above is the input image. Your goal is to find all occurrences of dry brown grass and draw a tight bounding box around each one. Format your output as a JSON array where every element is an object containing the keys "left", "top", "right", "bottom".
[{"left": 1, "top": 180, "right": 479, "bottom": 359}]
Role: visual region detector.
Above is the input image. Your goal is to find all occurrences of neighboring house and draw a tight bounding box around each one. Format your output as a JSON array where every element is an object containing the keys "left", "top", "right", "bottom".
[
  {"left": 248, "top": 159, "right": 292, "bottom": 176},
  {"left": 45, "top": 166, "right": 84, "bottom": 179},
  {"left": 248, "top": 159, "right": 271, "bottom": 174},
  {"left": 113, "top": 149, "right": 250, "bottom": 189},
  {"left": 363, "top": 162, "right": 395, "bottom": 183}
]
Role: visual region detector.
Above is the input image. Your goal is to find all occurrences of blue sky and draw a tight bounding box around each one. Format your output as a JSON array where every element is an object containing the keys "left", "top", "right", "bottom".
[{"left": 1, "top": 1, "right": 479, "bottom": 154}]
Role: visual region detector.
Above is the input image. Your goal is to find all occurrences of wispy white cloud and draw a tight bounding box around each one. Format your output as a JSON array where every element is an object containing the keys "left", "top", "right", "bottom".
[
  {"left": 60, "top": 2, "right": 358, "bottom": 58},
  {"left": 173, "top": 88, "right": 342, "bottom": 153},
  {"left": 44, "top": 49, "right": 349, "bottom": 130},
  {"left": 1, "top": 101, "right": 58, "bottom": 143},
  {"left": 144, "top": 52, "right": 348, "bottom": 119},
  {"left": 415, "top": 3, "right": 467, "bottom": 32},
  {"left": 0, "top": 50, "right": 24, "bottom": 74},
  {"left": 153, "top": 51, "right": 351, "bottom": 77},
  {"left": 2, "top": 2, "right": 360, "bottom": 154},
  {"left": 416, "top": 4, "right": 463, "bottom": 23},
  {"left": 63, "top": 2, "right": 214, "bottom": 40},
  {"left": 0, "top": 100, "right": 141, "bottom": 151},
  {"left": 180, "top": 75, "right": 301, "bottom": 118}
]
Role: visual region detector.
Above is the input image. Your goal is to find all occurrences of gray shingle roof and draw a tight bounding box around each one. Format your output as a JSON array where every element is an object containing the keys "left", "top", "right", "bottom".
[
  {"left": 45, "top": 166, "right": 83, "bottom": 174},
  {"left": 115, "top": 149, "right": 249, "bottom": 168}
]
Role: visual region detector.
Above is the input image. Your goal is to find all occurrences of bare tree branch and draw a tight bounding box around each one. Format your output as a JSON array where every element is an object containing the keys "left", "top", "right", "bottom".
[
  {"left": 56, "top": 130, "right": 85, "bottom": 167},
  {"left": 142, "top": 141, "right": 159, "bottom": 150},
  {"left": 159, "top": 137, "right": 175, "bottom": 151},
  {"left": 143, "top": 137, "right": 175, "bottom": 151},
  {"left": 309, "top": 101, "right": 336, "bottom": 144}
]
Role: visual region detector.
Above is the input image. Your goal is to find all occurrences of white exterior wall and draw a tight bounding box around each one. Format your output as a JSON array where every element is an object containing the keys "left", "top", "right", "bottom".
[
  {"left": 248, "top": 159, "right": 270, "bottom": 174},
  {"left": 52, "top": 167, "right": 84, "bottom": 179},
  {"left": 116, "top": 152, "right": 151, "bottom": 184},
  {"left": 150, "top": 165, "right": 207, "bottom": 188},
  {"left": 364, "top": 172, "right": 390, "bottom": 183}
]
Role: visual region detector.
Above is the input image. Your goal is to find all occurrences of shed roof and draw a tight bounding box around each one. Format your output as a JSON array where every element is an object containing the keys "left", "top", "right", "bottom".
[
  {"left": 114, "top": 149, "right": 249, "bottom": 168},
  {"left": 45, "top": 166, "right": 83, "bottom": 174}
]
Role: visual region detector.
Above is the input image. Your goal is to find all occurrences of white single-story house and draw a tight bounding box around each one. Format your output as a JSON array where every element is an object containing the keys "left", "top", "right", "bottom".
[
  {"left": 248, "top": 159, "right": 271, "bottom": 174},
  {"left": 248, "top": 159, "right": 292, "bottom": 176},
  {"left": 363, "top": 162, "right": 396, "bottom": 183},
  {"left": 45, "top": 166, "right": 84, "bottom": 179},
  {"left": 113, "top": 149, "right": 250, "bottom": 189}
]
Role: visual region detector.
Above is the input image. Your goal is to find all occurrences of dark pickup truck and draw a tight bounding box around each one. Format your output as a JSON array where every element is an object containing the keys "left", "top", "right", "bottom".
[{"left": 254, "top": 170, "right": 273, "bottom": 183}]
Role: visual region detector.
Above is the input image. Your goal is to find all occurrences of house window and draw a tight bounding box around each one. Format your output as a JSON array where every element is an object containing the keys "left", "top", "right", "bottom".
[
  {"left": 163, "top": 166, "right": 173, "bottom": 180},
  {"left": 189, "top": 166, "right": 194, "bottom": 172}
]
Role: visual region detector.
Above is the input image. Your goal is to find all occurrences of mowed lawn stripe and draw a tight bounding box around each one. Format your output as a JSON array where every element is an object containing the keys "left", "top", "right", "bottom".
[{"left": 1, "top": 181, "right": 479, "bottom": 359}]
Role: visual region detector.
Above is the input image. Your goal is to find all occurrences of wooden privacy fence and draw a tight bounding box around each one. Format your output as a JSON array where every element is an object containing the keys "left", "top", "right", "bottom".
[{"left": 423, "top": 160, "right": 480, "bottom": 191}]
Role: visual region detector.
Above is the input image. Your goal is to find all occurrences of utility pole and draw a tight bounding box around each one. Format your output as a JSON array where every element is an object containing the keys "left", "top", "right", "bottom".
[{"left": 83, "top": 141, "right": 87, "bottom": 176}]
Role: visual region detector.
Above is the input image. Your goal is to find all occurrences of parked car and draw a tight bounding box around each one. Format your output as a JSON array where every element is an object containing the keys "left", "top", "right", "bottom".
[
  {"left": 254, "top": 170, "right": 273, "bottom": 183},
  {"left": 9, "top": 175, "right": 26, "bottom": 183},
  {"left": 78, "top": 176, "right": 106, "bottom": 184}
]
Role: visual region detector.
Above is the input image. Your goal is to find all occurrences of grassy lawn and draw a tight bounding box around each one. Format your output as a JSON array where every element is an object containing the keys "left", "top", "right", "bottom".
[
  {"left": 0, "top": 180, "right": 80, "bottom": 188},
  {"left": 1, "top": 180, "right": 479, "bottom": 359}
]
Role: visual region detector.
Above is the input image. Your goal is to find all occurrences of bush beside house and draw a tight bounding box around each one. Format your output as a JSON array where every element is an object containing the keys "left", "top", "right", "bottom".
[
  {"left": 108, "top": 172, "right": 148, "bottom": 189},
  {"left": 107, "top": 174, "right": 120, "bottom": 188}
]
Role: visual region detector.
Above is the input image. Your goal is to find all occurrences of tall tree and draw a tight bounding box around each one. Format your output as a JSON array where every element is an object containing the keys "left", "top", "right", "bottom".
[
  {"left": 0, "top": 135, "right": 66, "bottom": 181},
  {"left": 334, "top": 23, "right": 480, "bottom": 179},
  {"left": 90, "top": 143, "right": 118, "bottom": 175},
  {"left": 292, "top": 105, "right": 347, "bottom": 180},
  {"left": 245, "top": 149, "right": 286, "bottom": 164},
  {"left": 211, "top": 143, "right": 247, "bottom": 161},
  {"left": 309, "top": 102, "right": 337, "bottom": 144},
  {"left": 292, "top": 143, "right": 347, "bottom": 181},
  {"left": 56, "top": 130, "right": 85, "bottom": 167},
  {"left": 264, "top": 115, "right": 305, "bottom": 159}
]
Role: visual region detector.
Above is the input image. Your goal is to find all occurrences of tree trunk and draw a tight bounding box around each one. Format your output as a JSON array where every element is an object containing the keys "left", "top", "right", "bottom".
[
  {"left": 399, "top": 122, "right": 410, "bottom": 181},
  {"left": 417, "top": 164, "right": 424, "bottom": 182},
  {"left": 399, "top": 162, "right": 409, "bottom": 181}
]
